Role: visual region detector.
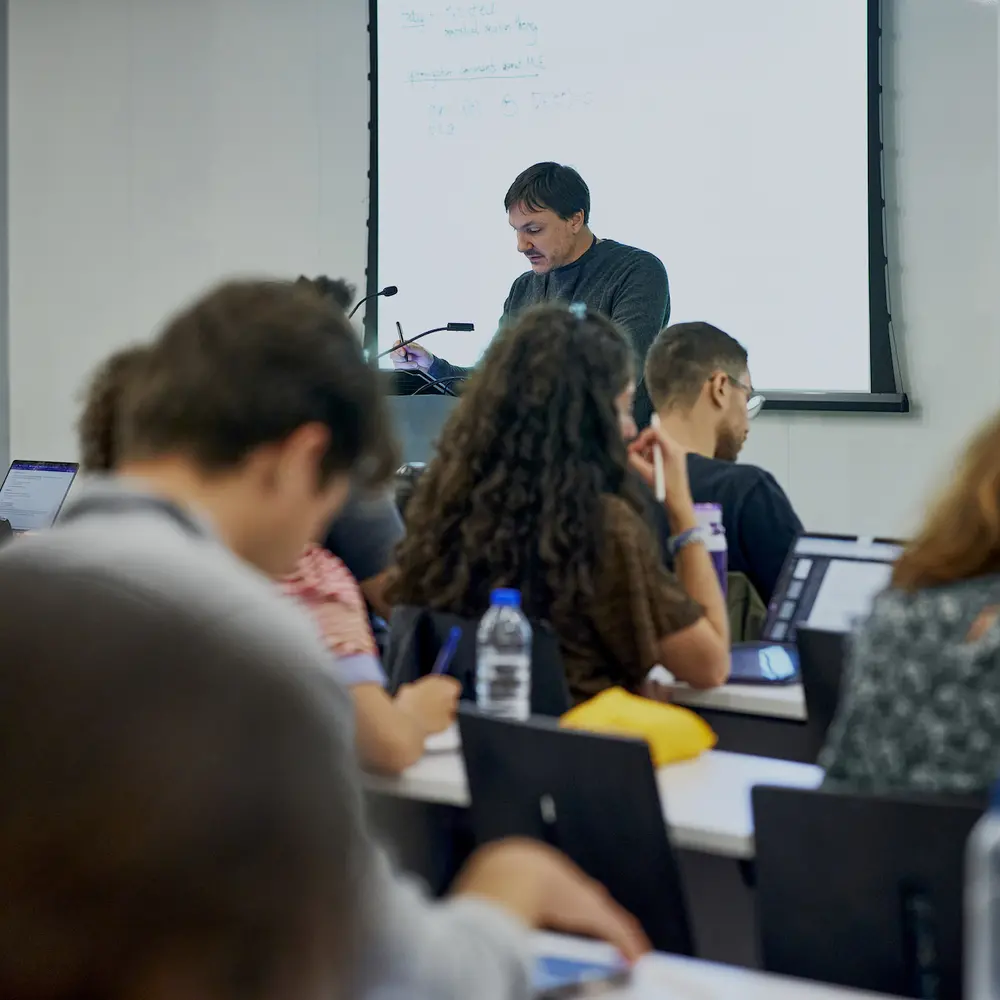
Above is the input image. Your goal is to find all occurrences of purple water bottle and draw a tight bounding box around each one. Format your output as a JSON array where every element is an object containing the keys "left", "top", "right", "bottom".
[{"left": 694, "top": 503, "right": 727, "bottom": 598}]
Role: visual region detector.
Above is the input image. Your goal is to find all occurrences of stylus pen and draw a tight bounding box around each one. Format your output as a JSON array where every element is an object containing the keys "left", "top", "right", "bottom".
[
  {"left": 651, "top": 412, "right": 666, "bottom": 503},
  {"left": 432, "top": 626, "right": 462, "bottom": 676}
]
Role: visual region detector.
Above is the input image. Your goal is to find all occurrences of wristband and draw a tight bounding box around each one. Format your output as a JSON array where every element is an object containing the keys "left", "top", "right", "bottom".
[{"left": 667, "top": 526, "right": 704, "bottom": 558}]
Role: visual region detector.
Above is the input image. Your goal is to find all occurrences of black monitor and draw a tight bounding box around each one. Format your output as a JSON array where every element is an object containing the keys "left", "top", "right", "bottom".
[
  {"left": 458, "top": 708, "right": 693, "bottom": 955},
  {"left": 753, "top": 785, "right": 984, "bottom": 998}
]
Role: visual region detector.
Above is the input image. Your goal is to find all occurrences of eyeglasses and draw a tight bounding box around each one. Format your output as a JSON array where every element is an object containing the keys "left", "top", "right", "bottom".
[{"left": 725, "top": 375, "right": 766, "bottom": 420}]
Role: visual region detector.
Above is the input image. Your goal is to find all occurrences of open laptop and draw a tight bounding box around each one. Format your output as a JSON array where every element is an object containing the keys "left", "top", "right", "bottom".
[
  {"left": 730, "top": 532, "right": 904, "bottom": 684},
  {"left": 0, "top": 460, "right": 79, "bottom": 535}
]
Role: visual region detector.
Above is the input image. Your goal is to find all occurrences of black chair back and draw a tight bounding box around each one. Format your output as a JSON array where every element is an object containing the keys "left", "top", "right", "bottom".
[
  {"left": 795, "top": 626, "right": 847, "bottom": 761},
  {"left": 753, "top": 785, "right": 984, "bottom": 998},
  {"left": 385, "top": 605, "right": 570, "bottom": 717},
  {"left": 459, "top": 708, "right": 694, "bottom": 956}
]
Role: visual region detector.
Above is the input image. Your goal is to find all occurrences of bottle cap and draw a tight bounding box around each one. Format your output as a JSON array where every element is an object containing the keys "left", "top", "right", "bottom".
[{"left": 490, "top": 588, "right": 521, "bottom": 608}]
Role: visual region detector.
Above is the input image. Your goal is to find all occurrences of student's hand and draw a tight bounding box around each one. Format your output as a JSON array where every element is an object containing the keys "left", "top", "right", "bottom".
[
  {"left": 395, "top": 675, "right": 460, "bottom": 734},
  {"left": 628, "top": 425, "right": 696, "bottom": 532},
  {"left": 391, "top": 339, "right": 434, "bottom": 373},
  {"left": 453, "top": 839, "right": 651, "bottom": 964}
]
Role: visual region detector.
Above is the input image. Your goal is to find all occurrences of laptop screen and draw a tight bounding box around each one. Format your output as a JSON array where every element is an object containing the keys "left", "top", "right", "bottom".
[
  {"left": 0, "top": 461, "right": 79, "bottom": 532},
  {"left": 764, "top": 534, "right": 903, "bottom": 642}
]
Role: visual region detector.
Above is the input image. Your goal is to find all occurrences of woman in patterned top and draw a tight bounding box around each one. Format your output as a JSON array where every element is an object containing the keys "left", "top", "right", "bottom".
[
  {"left": 78, "top": 345, "right": 458, "bottom": 775},
  {"left": 821, "top": 409, "right": 1000, "bottom": 794},
  {"left": 391, "top": 304, "right": 730, "bottom": 704}
]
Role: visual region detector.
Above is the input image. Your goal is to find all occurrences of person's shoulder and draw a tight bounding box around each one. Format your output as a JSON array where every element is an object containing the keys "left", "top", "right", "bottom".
[
  {"left": 599, "top": 240, "right": 666, "bottom": 274},
  {"left": 506, "top": 268, "right": 539, "bottom": 298},
  {"left": 688, "top": 454, "right": 786, "bottom": 495},
  {"left": 16, "top": 503, "right": 334, "bottom": 675}
]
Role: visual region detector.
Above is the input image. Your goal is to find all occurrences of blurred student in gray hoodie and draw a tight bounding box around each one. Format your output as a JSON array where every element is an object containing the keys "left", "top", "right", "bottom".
[{"left": 7, "top": 279, "right": 647, "bottom": 999}]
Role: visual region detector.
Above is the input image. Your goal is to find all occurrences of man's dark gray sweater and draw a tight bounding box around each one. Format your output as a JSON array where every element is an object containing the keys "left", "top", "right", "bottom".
[{"left": 429, "top": 238, "right": 670, "bottom": 428}]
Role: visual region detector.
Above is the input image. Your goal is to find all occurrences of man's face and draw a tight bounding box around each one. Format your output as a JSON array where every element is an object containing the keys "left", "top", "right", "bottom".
[
  {"left": 714, "top": 367, "right": 753, "bottom": 463},
  {"left": 508, "top": 204, "right": 584, "bottom": 274},
  {"left": 616, "top": 382, "right": 638, "bottom": 443}
]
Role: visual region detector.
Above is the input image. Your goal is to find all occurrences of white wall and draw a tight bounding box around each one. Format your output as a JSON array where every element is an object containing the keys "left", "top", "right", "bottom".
[
  {"left": 8, "top": 0, "right": 370, "bottom": 462},
  {"left": 7, "top": 0, "right": 999, "bottom": 538}
]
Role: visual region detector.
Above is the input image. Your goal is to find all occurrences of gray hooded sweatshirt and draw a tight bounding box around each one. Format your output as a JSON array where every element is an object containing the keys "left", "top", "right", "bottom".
[{"left": 1, "top": 479, "right": 532, "bottom": 1000}]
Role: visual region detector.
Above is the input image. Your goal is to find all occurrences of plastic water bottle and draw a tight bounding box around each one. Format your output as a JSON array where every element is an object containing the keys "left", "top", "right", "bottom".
[
  {"left": 476, "top": 588, "right": 532, "bottom": 721},
  {"left": 966, "top": 784, "right": 1000, "bottom": 999}
]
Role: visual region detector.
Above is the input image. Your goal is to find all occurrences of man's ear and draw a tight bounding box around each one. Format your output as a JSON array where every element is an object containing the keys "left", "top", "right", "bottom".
[
  {"left": 569, "top": 210, "right": 586, "bottom": 234},
  {"left": 275, "top": 423, "right": 332, "bottom": 490},
  {"left": 707, "top": 372, "right": 729, "bottom": 411}
]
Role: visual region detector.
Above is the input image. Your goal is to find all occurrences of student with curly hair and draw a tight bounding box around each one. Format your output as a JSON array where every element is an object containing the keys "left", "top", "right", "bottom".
[{"left": 391, "top": 303, "right": 730, "bottom": 703}]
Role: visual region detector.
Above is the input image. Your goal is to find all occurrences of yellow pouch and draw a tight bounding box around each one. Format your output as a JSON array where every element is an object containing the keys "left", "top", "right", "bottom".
[{"left": 561, "top": 687, "right": 717, "bottom": 767}]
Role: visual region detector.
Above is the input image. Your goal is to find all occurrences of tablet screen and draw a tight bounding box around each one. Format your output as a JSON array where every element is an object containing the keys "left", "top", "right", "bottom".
[
  {"left": 729, "top": 645, "right": 799, "bottom": 684},
  {"left": 533, "top": 955, "right": 628, "bottom": 997}
]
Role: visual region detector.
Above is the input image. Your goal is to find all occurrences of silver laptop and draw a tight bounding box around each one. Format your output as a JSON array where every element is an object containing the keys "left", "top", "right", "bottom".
[
  {"left": 730, "top": 532, "right": 904, "bottom": 684},
  {"left": 0, "top": 460, "right": 80, "bottom": 534}
]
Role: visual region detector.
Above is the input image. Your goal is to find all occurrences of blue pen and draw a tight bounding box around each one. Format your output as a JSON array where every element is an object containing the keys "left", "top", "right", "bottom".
[{"left": 431, "top": 626, "right": 462, "bottom": 676}]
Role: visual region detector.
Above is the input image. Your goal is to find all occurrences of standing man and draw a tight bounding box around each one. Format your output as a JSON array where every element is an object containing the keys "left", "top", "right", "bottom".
[{"left": 393, "top": 162, "right": 670, "bottom": 427}]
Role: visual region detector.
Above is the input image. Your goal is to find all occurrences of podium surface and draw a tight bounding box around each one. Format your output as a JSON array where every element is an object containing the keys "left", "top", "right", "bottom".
[{"left": 387, "top": 394, "right": 458, "bottom": 465}]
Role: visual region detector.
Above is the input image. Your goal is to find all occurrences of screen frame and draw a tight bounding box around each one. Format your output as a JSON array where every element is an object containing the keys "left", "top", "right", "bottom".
[
  {"left": 365, "top": 0, "right": 906, "bottom": 413},
  {"left": 0, "top": 459, "right": 80, "bottom": 530}
]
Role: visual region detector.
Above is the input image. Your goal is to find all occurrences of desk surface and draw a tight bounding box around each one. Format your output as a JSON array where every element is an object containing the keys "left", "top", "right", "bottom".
[
  {"left": 535, "top": 933, "right": 896, "bottom": 999},
  {"left": 668, "top": 681, "right": 807, "bottom": 721},
  {"left": 364, "top": 746, "right": 822, "bottom": 859}
]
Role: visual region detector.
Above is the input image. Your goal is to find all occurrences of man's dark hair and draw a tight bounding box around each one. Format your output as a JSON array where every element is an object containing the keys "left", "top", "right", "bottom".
[
  {"left": 0, "top": 556, "right": 365, "bottom": 1000},
  {"left": 295, "top": 275, "right": 357, "bottom": 312},
  {"left": 644, "top": 322, "right": 749, "bottom": 411},
  {"left": 78, "top": 344, "right": 150, "bottom": 473},
  {"left": 504, "top": 162, "right": 590, "bottom": 224},
  {"left": 120, "top": 280, "right": 397, "bottom": 486}
]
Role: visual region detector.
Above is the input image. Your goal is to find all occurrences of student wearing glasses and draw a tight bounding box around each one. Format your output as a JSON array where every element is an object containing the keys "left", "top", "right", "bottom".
[{"left": 644, "top": 322, "right": 802, "bottom": 604}]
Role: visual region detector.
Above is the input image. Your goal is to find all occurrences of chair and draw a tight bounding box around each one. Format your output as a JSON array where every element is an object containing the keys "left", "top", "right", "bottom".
[
  {"left": 752, "top": 785, "right": 984, "bottom": 998},
  {"left": 459, "top": 708, "right": 695, "bottom": 955},
  {"left": 795, "top": 626, "right": 847, "bottom": 761},
  {"left": 727, "top": 571, "right": 767, "bottom": 642},
  {"left": 384, "top": 605, "right": 571, "bottom": 717}
]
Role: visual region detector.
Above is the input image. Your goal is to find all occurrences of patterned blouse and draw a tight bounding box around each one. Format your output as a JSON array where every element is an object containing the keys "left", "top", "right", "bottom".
[
  {"left": 279, "top": 544, "right": 386, "bottom": 688},
  {"left": 820, "top": 574, "right": 1000, "bottom": 795}
]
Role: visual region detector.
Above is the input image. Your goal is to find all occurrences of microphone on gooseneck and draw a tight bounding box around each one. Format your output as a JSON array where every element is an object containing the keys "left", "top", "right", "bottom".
[
  {"left": 348, "top": 285, "right": 398, "bottom": 320},
  {"left": 375, "top": 322, "right": 475, "bottom": 360}
]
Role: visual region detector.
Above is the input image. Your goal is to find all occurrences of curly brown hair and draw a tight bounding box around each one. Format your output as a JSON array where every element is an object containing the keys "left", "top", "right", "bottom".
[
  {"left": 77, "top": 345, "right": 151, "bottom": 472},
  {"left": 390, "top": 304, "right": 638, "bottom": 625}
]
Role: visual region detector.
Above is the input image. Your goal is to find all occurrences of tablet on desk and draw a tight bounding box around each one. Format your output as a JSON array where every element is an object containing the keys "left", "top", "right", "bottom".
[
  {"left": 533, "top": 955, "right": 629, "bottom": 998},
  {"left": 729, "top": 644, "right": 799, "bottom": 685}
]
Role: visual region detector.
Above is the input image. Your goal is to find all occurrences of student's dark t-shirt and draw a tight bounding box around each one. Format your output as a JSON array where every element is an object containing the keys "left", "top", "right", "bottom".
[
  {"left": 688, "top": 454, "right": 802, "bottom": 604},
  {"left": 647, "top": 455, "right": 803, "bottom": 605}
]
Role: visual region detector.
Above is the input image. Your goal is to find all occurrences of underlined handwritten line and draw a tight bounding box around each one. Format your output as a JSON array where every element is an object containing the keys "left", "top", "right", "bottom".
[{"left": 409, "top": 73, "right": 541, "bottom": 83}]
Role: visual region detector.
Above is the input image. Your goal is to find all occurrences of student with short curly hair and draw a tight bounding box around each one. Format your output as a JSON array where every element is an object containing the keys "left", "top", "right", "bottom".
[{"left": 392, "top": 303, "right": 730, "bottom": 703}]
